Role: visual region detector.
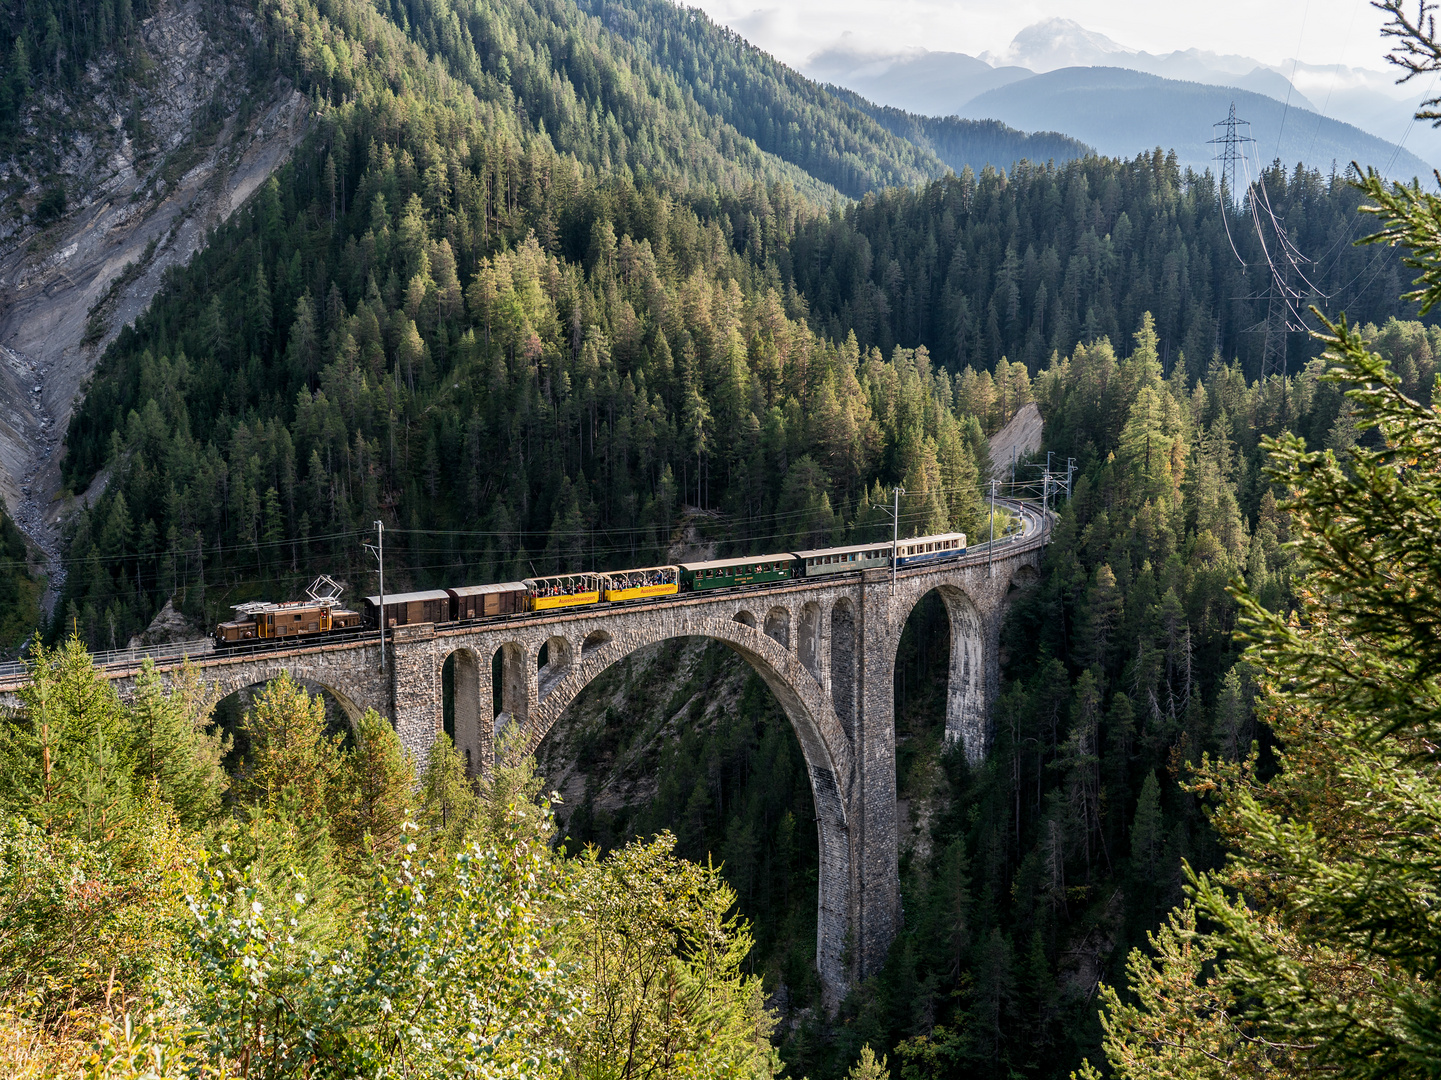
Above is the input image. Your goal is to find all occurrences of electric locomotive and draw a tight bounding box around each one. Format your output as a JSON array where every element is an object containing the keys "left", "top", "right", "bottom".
[
  {"left": 215, "top": 576, "right": 362, "bottom": 647},
  {"left": 216, "top": 533, "right": 971, "bottom": 646}
]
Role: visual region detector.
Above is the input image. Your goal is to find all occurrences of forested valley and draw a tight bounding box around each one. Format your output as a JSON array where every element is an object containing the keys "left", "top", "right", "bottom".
[
  {"left": 3, "top": 0, "right": 1441, "bottom": 1073},
  {"left": 50, "top": 139, "right": 1419, "bottom": 654}
]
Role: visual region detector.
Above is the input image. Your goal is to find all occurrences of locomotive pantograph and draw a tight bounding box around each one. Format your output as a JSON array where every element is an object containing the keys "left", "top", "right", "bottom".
[
  {"left": 215, "top": 576, "right": 363, "bottom": 647},
  {"left": 218, "top": 532, "right": 970, "bottom": 646}
]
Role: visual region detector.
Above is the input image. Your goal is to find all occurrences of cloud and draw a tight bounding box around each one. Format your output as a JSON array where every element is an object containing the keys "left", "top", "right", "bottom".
[
  {"left": 689, "top": 0, "right": 1396, "bottom": 73},
  {"left": 723, "top": 6, "right": 787, "bottom": 45}
]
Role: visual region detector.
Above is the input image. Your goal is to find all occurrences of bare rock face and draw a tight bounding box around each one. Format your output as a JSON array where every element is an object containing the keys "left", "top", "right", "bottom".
[
  {"left": 987, "top": 401, "right": 1044, "bottom": 481},
  {"left": 0, "top": 0, "right": 311, "bottom": 611},
  {"left": 126, "top": 597, "right": 211, "bottom": 650}
]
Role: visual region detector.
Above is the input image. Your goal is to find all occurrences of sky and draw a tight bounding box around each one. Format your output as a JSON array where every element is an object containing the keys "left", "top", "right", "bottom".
[{"left": 688, "top": 0, "right": 1401, "bottom": 76}]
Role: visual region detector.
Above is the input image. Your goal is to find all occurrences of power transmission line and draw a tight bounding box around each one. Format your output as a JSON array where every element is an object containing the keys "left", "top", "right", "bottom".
[
  {"left": 1209, "top": 103, "right": 1255, "bottom": 208},
  {"left": 1212, "top": 102, "right": 1320, "bottom": 379}
]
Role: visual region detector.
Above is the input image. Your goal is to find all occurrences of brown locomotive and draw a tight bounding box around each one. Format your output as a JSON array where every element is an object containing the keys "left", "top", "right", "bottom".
[{"left": 214, "top": 576, "right": 362, "bottom": 648}]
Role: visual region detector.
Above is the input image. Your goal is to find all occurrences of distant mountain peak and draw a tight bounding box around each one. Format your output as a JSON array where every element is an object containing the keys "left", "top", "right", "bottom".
[
  {"left": 982, "top": 18, "right": 1136, "bottom": 71},
  {"left": 802, "top": 15, "right": 1437, "bottom": 171}
]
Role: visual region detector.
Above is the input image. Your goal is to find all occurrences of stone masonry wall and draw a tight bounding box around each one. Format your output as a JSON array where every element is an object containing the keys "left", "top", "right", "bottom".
[{"left": 0, "top": 539, "right": 1043, "bottom": 1011}]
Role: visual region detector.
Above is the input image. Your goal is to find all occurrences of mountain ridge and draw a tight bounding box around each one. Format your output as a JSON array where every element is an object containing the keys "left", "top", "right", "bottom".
[
  {"left": 961, "top": 66, "right": 1433, "bottom": 178},
  {"left": 803, "top": 17, "right": 1441, "bottom": 173},
  {"left": 822, "top": 85, "right": 1092, "bottom": 174}
]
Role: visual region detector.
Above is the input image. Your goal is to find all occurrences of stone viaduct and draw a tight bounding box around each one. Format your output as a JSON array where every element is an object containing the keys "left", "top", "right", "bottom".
[{"left": 0, "top": 503, "right": 1048, "bottom": 1009}]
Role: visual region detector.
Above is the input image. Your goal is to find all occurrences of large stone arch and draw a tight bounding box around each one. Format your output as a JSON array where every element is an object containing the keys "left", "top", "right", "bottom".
[
  {"left": 520, "top": 616, "right": 852, "bottom": 802},
  {"left": 139, "top": 648, "right": 390, "bottom": 730},
  {"left": 201, "top": 677, "right": 364, "bottom": 757},
  {"left": 888, "top": 581, "right": 988, "bottom": 763},
  {"left": 217, "top": 675, "right": 364, "bottom": 721},
  {"left": 518, "top": 610, "right": 855, "bottom": 1005},
  {"left": 442, "top": 647, "right": 484, "bottom": 777}
]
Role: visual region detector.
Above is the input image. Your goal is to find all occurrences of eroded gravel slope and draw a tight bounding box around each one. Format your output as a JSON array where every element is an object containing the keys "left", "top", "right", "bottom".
[{"left": 0, "top": 0, "right": 310, "bottom": 611}]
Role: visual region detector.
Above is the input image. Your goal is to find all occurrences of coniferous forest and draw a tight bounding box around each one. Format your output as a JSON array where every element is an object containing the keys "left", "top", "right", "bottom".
[{"left": 3, "top": 0, "right": 1441, "bottom": 1073}]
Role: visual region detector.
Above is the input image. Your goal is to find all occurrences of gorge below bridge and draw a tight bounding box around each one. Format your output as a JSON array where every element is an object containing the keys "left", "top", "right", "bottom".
[{"left": 0, "top": 500, "right": 1050, "bottom": 1009}]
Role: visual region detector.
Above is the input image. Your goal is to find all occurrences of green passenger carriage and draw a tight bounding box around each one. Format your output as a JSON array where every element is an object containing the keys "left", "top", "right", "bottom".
[
  {"left": 794, "top": 542, "right": 893, "bottom": 577},
  {"left": 679, "top": 554, "right": 797, "bottom": 590}
]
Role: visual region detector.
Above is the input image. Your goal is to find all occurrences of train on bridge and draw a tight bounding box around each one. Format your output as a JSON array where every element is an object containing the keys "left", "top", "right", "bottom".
[{"left": 214, "top": 533, "right": 969, "bottom": 649}]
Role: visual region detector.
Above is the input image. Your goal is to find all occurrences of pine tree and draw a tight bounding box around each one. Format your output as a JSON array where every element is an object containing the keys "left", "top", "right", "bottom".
[
  {"left": 1077, "top": 564, "right": 1123, "bottom": 670},
  {"left": 1128, "top": 771, "right": 1163, "bottom": 925},
  {"left": 1210, "top": 665, "right": 1251, "bottom": 762},
  {"left": 4, "top": 635, "right": 134, "bottom": 841},
  {"left": 968, "top": 928, "right": 1015, "bottom": 1065},
  {"left": 1062, "top": 669, "right": 1104, "bottom": 877},
  {"left": 927, "top": 837, "right": 971, "bottom": 979},
  {"left": 847, "top": 1045, "right": 890, "bottom": 1079},
  {"left": 681, "top": 351, "right": 711, "bottom": 509},
  {"left": 777, "top": 456, "right": 837, "bottom": 548},
  {"left": 287, "top": 292, "right": 319, "bottom": 384},
  {"left": 249, "top": 262, "right": 272, "bottom": 354},
  {"left": 1117, "top": 385, "right": 1184, "bottom": 503},
  {"left": 1018, "top": 930, "right": 1057, "bottom": 1065},
  {"left": 127, "top": 658, "right": 228, "bottom": 828},
  {"left": 332, "top": 709, "right": 413, "bottom": 863},
  {"left": 419, "top": 732, "right": 479, "bottom": 852},
  {"left": 262, "top": 486, "right": 284, "bottom": 548},
  {"left": 240, "top": 672, "right": 340, "bottom": 820}
]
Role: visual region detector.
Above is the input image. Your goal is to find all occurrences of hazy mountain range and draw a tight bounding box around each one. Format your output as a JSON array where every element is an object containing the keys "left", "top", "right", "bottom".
[{"left": 806, "top": 18, "right": 1441, "bottom": 177}]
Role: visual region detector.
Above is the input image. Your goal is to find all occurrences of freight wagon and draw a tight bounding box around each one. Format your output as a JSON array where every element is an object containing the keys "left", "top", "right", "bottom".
[
  {"left": 216, "top": 531, "right": 979, "bottom": 647},
  {"left": 365, "top": 589, "right": 451, "bottom": 628},
  {"left": 448, "top": 582, "right": 528, "bottom": 620}
]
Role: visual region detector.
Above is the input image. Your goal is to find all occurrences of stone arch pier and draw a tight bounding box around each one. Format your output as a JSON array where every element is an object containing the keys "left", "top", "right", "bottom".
[
  {"left": 385, "top": 529, "right": 1044, "bottom": 1009},
  {"left": 0, "top": 504, "right": 1048, "bottom": 1010},
  {"left": 90, "top": 641, "right": 391, "bottom": 726}
]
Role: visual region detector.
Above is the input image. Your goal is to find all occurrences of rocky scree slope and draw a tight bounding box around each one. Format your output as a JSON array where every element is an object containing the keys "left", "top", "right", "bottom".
[{"left": 0, "top": 0, "right": 308, "bottom": 610}]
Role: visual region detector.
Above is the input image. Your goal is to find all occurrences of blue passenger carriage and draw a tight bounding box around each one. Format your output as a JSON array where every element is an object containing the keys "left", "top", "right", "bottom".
[{"left": 894, "top": 533, "right": 967, "bottom": 568}]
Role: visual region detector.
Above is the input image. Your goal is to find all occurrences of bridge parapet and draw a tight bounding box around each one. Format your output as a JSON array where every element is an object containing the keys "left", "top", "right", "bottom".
[{"left": 0, "top": 502, "right": 1050, "bottom": 1010}]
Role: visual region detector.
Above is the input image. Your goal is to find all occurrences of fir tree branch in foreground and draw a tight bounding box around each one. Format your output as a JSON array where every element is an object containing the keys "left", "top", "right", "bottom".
[{"left": 1085, "top": 162, "right": 1441, "bottom": 1080}]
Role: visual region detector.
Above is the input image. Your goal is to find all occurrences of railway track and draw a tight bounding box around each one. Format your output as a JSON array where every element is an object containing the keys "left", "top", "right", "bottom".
[{"left": 0, "top": 497, "right": 1052, "bottom": 682}]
